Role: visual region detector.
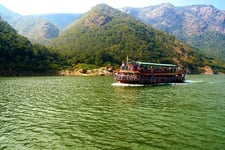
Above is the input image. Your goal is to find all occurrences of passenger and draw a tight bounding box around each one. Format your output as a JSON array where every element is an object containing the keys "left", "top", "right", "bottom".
[
  {"left": 137, "top": 66, "right": 142, "bottom": 72},
  {"left": 150, "top": 67, "right": 154, "bottom": 73}
]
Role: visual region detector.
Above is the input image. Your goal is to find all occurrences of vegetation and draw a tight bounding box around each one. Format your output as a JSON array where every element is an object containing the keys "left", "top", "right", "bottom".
[
  {"left": 185, "top": 31, "right": 225, "bottom": 60},
  {"left": 0, "top": 18, "right": 64, "bottom": 76},
  {"left": 2, "top": 3, "right": 225, "bottom": 67}
]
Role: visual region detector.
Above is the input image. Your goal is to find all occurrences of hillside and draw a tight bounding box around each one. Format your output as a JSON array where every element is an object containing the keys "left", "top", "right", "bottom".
[
  {"left": 120, "top": 3, "right": 225, "bottom": 61},
  {"left": 0, "top": 17, "right": 63, "bottom": 75},
  {"left": 49, "top": 4, "right": 225, "bottom": 73}
]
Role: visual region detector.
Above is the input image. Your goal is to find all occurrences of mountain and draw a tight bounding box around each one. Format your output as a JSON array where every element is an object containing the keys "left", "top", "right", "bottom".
[
  {"left": 0, "top": 4, "right": 81, "bottom": 44},
  {"left": 11, "top": 13, "right": 82, "bottom": 43},
  {"left": 49, "top": 4, "right": 225, "bottom": 73},
  {"left": 10, "top": 14, "right": 81, "bottom": 44},
  {"left": 0, "top": 17, "right": 63, "bottom": 75},
  {"left": 37, "top": 13, "right": 82, "bottom": 29},
  {"left": 12, "top": 16, "right": 60, "bottom": 44},
  {"left": 120, "top": 3, "right": 225, "bottom": 61}
]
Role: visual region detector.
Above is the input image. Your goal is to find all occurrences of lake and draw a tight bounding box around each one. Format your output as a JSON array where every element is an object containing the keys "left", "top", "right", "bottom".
[{"left": 0, "top": 75, "right": 225, "bottom": 149}]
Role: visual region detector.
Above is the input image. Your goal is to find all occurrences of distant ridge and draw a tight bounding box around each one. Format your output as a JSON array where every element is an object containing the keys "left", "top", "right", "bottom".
[
  {"left": 37, "top": 13, "right": 82, "bottom": 29},
  {"left": 120, "top": 3, "right": 225, "bottom": 61},
  {"left": 0, "top": 4, "right": 81, "bottom": 44}
]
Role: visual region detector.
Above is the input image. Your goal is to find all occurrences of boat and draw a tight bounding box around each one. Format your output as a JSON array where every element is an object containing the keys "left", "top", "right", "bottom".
[{"left": 114, "top": 61, "right": 185, "bottom": 84}]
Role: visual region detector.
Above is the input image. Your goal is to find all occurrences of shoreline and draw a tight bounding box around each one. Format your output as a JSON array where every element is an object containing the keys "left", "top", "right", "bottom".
[{"left": 58, "top": 68, "right": 113, "bottom": 76}]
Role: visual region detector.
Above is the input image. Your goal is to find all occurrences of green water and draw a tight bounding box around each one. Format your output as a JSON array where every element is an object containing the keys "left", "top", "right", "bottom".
[{"left": 0, "top": 75, "right": 225, "bottom": 149}]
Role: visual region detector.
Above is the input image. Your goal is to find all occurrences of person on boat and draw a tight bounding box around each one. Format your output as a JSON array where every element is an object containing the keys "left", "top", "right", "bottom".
[
  {"left": 121, "top": 61, "right": 126, "bottom": 70},
  {"left": 134, "top": 63, "right": 138, "bottom": 71}
]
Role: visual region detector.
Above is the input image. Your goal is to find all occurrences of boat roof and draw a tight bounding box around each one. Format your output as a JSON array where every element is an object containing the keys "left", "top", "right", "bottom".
[{"left": 136, "top": 61, "right": 177, "bottom": 67}]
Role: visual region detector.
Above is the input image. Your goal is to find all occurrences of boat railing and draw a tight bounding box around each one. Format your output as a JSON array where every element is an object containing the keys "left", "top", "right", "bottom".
[
  {"left": 115, "top": 73, "right": 140, "bottom": 81},
  {"left": 120, "top": 65, "right": 181, "bottom": 74}
]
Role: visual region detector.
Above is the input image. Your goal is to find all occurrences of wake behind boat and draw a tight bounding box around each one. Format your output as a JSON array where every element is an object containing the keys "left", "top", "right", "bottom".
[{"left": 114, "top": 61, "right": 185, "bottom": 85}]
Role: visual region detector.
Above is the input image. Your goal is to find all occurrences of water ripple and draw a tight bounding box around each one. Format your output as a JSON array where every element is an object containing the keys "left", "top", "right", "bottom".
[{"left": 1, "top": 76, "right": 225, "bottom": 149}]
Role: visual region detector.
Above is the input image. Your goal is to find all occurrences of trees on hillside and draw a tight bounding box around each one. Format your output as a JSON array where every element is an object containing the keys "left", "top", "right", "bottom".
[{"left": 0, "top": 19, "right": 63, "bottom": 75}]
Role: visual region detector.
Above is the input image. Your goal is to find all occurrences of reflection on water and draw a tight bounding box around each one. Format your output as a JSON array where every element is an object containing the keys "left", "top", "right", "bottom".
[{"left": 0, "top": 75, "right": 225, "bottom": 149}]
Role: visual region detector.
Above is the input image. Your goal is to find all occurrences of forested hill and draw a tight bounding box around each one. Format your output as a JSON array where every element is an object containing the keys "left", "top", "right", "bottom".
[
  {"left": 49, "top": 4, "right": 225, "bottom": 73},
  {"left": 0, "top": 17, "right": 63, "bottom": 75}
]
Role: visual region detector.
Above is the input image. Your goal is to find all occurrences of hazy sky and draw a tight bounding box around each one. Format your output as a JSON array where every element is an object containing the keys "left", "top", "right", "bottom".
[{"left": 0, "top": 0, "right": 224, "bottom": 15}]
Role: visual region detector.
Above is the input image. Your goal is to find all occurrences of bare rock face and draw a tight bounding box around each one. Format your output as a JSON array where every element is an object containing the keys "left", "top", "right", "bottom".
[
  {"left": 203, "top": 66, "right": 214, "bottom": 74},
  {"left": 86, "top": 14, "right": 112, "bottom": 27}
]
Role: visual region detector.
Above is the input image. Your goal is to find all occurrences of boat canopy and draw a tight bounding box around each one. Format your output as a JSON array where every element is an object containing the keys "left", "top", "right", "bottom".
[{"left": 136, "top": 61, "right": 177, "bottom": 67}]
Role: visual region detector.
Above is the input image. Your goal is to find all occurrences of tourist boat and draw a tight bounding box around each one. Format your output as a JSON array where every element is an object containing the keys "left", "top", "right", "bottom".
[{"left": 114, "top": 61, "right": 185, "bottom": 84}]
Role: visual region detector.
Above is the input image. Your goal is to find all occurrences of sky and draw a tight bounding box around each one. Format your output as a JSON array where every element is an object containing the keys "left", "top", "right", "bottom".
[{"left": 0, "top": 0, "right": 224, "bottom": 15}]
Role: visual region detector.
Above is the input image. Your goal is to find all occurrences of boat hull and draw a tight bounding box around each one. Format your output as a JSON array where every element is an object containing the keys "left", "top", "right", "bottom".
[{"left": 114, "top": 74, "right": 185, "bottom": 85}]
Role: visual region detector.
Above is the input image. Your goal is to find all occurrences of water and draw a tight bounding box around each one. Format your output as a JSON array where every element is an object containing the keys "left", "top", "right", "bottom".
[{"left": 0, "top": 75, "right": 225, "bottom": 149}]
